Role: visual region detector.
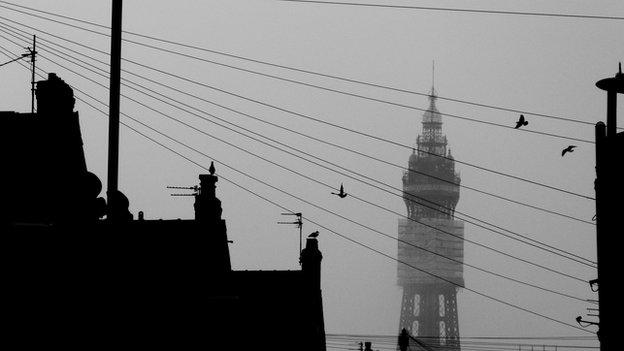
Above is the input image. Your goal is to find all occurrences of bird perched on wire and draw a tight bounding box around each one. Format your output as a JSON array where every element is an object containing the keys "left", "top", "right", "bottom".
[
  {"left": 561, "top": 145, "right": 577, "bottom": 156},
  {"left": 515, "top": 114, "right": 528, "bottom": 129},
  {"left": 308, "top": 231, "right": 319, "bottom": 238},
  {"left": 331, "top": 183, "right": 348, "bottom": 198}
]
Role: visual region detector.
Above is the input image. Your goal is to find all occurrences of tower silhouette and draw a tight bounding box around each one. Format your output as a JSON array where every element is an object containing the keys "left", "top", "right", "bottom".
[{"left": 397, "top": 87, "right": 463, "bottom": 350}]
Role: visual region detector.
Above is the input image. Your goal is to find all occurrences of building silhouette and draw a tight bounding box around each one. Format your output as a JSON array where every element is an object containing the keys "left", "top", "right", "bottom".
[
  {"left": 397, "top": 87, "right": 463, "bottom": 350},
  {"left": 2, "top": 73, "right": 326, "bottom": 350}
]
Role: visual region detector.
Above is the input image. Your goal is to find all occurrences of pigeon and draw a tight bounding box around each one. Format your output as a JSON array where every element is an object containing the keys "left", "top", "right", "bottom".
[
  {"left": 331, "top": 183, "right": 348, "bottom": 198},
  {"left": 308, "top": 231, "right": 319, "bottom": 238},
  {"left": 561, "top": 145, "right": 577, "bottom": 156},
  {"left": 515, "top": 114, "right": 528, "bottom": 129}
]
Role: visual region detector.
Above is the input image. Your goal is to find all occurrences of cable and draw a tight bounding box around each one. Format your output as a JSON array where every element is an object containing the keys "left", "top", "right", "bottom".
[
  {"left": 0, "top": 0, "right": 609, "bottom": 130},
  {"left": 0, "top": 19, "right": 599, "bottom": 230},
  {"left": 74, "top": 92, "right": 595, "bottom": 336},
  {"left": 17, "top": 32, "right": 596, "bottom": 286},
  {"left": 6, "top": 25, "right": 595, "bottom": 268},
  {"left": 23, "top": 35, "right": 596, "bottom": 283},
  {"left": 326, "top": 334, "right": 598, "bottom": 351},
  {"left": 326, "top": 333, "right": 596, "bottom": 341},
  {"left": 275, "top": 0, "right": 624, "bottom": 21},
  {"left": 0, "top": 4, "right": 597, "bottom": 145},
  {"left": 0, "top": 53, "right": 26, "bottom": 67},
  {"left": 0, "top": 43, "right": 598, "bottom": 346},
  {"left": 1, "top": 27, "right": 598, "bottom": 282},
  {"left": 21, "top": 43, "right": 597, "bottom": 293},
  {"left": 0, "top": 14, "right": 597, "bottom": 201}
]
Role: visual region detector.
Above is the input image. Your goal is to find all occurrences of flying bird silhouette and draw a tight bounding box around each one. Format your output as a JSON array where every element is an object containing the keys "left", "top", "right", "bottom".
[
  {"left": 331, "top": 183, "right": 348, "bottom": 198},
  {"left": 514, "top": 114, "right": 528, "bottom": 129},
  {"left": 308, "top": 231, "right": 319, "bottom": 238},
  {"left": 561, "top": 145, "right": 577, "bottom": 156}
]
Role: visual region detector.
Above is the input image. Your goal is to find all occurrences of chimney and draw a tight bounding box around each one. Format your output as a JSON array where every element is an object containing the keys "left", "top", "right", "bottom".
[
  {"left": 35, "top": 73, "right": 75, "bottom": 116},
  {"left": 194, "top": 162, "right": 223, "bottom": 222},
  {"left": 300, "top": 237, "right": 323, "bottom": 290}
]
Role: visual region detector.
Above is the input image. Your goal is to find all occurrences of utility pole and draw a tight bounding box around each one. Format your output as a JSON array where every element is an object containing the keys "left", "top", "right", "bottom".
[
  {"left": 107, "top": 0, "right": 123, "bottom": 221},
  {"left": 594, "top": 63, "right": 624, "bottom": 351}
]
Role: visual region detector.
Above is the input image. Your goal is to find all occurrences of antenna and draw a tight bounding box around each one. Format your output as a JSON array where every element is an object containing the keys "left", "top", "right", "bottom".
[
  {"left": 278, "top": 212, "right": 303, "bottom": 264},
  {"left": 432, "top": 60, "right": 435, "bottom": 89},
  {"left": 166, "top": 185, "right": 200, "bottom": 197},
  {"left": 0, "top": 37, "right": 34, "bottom": 103},
  {"left": 430, "top": 60, "right": 437, "bottom": 98}
]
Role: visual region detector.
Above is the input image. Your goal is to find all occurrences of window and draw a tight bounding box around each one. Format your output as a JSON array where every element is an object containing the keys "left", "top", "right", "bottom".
[
  {"left": 439, "top": 295, "right": 446, "bottom": 317},
  {"left": 413, "top": 294, "right": 420, "bottom": 316},
  {"left": 439, "top": 321, "right": 446, "bottom": 345},
  {"left": 412, "top": 321, "right": 419, "bottom": 336}
]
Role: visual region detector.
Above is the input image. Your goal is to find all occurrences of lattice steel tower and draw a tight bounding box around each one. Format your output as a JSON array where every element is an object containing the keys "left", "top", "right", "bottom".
[{"left": 397, "top": 87, "right": 463, "bottom": 350}]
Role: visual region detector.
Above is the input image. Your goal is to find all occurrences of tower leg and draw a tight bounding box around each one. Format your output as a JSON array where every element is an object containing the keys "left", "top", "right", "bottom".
[{"left": 398, "top": 285, "right": 460, "bottom": 350}]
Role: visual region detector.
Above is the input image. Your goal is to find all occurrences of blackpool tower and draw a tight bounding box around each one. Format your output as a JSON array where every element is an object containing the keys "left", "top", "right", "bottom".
[{"left": 397, "top": 86, "right": 463, "bottom": 350}]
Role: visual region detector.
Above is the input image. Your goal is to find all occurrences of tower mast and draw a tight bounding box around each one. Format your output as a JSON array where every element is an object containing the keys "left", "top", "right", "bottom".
[{"left": 397, "top": 79, "right": 463, "bottom": 350}]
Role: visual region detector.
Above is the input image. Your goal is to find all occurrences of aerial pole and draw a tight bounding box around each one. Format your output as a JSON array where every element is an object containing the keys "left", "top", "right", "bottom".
[
  {"left": 278, "top": 212, "right": 303, "bottom": 264},
  {"left": 107, "top": 0, "right": 123, "bottom": 220}
]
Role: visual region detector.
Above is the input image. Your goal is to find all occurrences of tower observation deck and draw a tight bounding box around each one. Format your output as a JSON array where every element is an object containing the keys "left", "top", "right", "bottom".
[{"left": 397, "top": 88, "right": 463, "bottom": 350}]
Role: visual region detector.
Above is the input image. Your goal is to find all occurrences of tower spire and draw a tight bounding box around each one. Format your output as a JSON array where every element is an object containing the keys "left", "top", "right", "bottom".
[{"left": 431, "top": 60, "right": 436, "bottom": 98}]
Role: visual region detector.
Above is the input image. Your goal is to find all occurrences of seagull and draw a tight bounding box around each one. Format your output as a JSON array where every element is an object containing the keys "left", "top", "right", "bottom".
[
  {"left": 561, "top": 145, "right": 577, "bottom": 156},
  {"left": 514, "top": 114, "right": 528, "bottom": 129},
  {"left": 331, "top": 183, "right": 348, "bottom": 198},
  {"left": 308, "top": 231, "right": 319, "bottom": 238}
]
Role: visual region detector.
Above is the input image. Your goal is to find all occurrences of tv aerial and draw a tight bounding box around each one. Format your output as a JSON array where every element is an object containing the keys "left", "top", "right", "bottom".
[
  {"left": 278, "top": 212, "right": 303, "bottom": 264},
  {"left": 166, "top": 185, "right": 200, "bottom": 197}
]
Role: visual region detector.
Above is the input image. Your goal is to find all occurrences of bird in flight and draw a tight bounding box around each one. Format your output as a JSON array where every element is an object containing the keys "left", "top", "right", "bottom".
[
  {"left": 515, "top": 114, "right": 528, "bottom": 129},
  {"left": 308, "top": 231, "right": 319, "bottom": 238},
  {"left": 331, "top": 183, "right": 348, "bottom": 198},
  {"left": 561, "top": 145, "right": 577, "bottom": 156}
]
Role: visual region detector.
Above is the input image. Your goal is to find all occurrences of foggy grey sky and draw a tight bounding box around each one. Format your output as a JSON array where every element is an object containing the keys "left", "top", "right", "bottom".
[{"left": 1, "top": 1, "right": 622, "bottom": 348}]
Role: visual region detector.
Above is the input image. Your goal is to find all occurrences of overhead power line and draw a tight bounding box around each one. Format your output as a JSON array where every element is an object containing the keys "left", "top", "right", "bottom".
[
  {"left": 69, "top": 89, "right": 595, "bottom": 336},
  {"left": 3, "top": 27, "right": 592, "bottom": 286},
  {"left": 2, "top": 19, "right": 597, "bottom": 233},
  {"left": 0, "top": 0, "right": 609, "bottom": 130},
  {"left": 0, "top": 29, "right": 591, "bottom": 280},
  {"left": 12, "top": 30, "right": 596, "bottom": 277},
  {"left": 0, "top": 13, "right": 597, "bottom": 201},
  {"left": 326, "top": 333, "right": 596, "bottom": 341},
  {"left": 16, "top": 66, "right": 594, "bottom": 336},
  {"left": 0, "top": 23, "right": 599, "bottom": 348},
  {"left": 1, "top": 22, "right": 600, "bottom": 278},
  {"left": 0, "top": 4, "right": 596, "bottom": 145},
  {"left": 2, "top": 24, "right": 595, "bottom": 268},
  {"left": 275, "top": 0, "right": 624, "bottom": 21}
]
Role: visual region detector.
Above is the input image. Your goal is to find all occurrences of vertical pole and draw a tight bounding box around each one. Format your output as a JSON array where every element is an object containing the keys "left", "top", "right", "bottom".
[
  {"left": 30, "top": 35, "right": 36, "bottom": 113},
  {"left": 594, "top": 122, "right": 608, "bottom": 351},
  {"left": 107, "top": 0, "right": 123, "bottom": 220},
  {"left": 594, "top": 64, "right": 623, "bottom": 351},
  {"left": 606, "top": 90, "right": 616, "bottom": 137}
]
